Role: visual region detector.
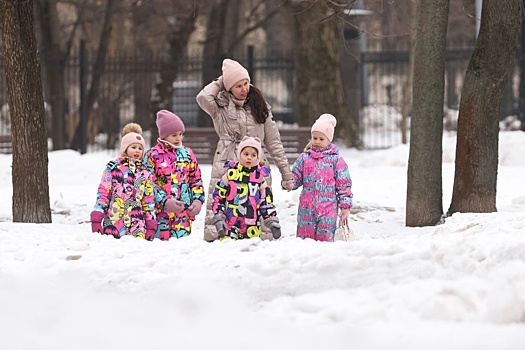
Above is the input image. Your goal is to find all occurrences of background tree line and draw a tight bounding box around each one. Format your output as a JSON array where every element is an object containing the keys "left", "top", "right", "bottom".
[{"left": 2, "top": 0, "right": 481, "bottom": 150}]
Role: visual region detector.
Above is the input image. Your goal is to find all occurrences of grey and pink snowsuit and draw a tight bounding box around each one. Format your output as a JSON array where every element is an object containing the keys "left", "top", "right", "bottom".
[{"left": 291, "top": 144, "right": 353, "bottom": 242}]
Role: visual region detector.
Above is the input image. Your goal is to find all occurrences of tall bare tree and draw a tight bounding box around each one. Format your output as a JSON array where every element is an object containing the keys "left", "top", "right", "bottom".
[
  {"left": 34, "top": 0, "right": 88, "bottom": 150},
  {"left": 400, "top": 0, "right": 417, "bottom": 145},
  {"left": 406, "top": 0, "right": 450, "bottom": 227},
  {"left": 278, "top": 0, "right": 360, "bottom": 147},
  {"left": 68, "top": 0, "right": 119, "bottom": 152},
  {"left": 448, "top": 0, "right": 520, "bottom": 214},
  {"left": 0, "top": 0, "right": 51, "bottom": 223},
  {"left": 150, "top": 0, "right": 201, "bottom": 140}
]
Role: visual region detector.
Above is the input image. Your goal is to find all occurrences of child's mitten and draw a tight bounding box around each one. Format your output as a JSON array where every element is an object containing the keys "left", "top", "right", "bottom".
[
  {"left": 90, "top": 211, "right": 104, "bottom": 233},
  {"left": 264, "top": 216, "right": 281, "bottom": 239},
  {"left": 145, "top": 219, "right": 157, "bottom": 240},
  {"left": 164, "top": 198, "right": 185, "bottom": 213},
  {"left": 213, "top": 213, "right": 228, "bottom": 238},
  {"left": 339, "top": 208, "right": 350, "bottom": 227},
  {"left": 187, "top": 200, "right": 202, "bottom": 216}
]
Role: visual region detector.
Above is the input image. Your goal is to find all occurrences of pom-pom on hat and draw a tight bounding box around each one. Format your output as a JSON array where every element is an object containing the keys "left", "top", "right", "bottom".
[
  {"left": 311, "top": 113, "right": 337, "bottom": 142},
  {"left": 156, "top": 109, "right": 185, "bottom": 139},
  {"left": 120, "top": 123, "right": 145, "bottom": 156},
  {"left": 237, "top": 136, "right": 262, "bottom": 165},
  {"left": 222, "top": 59, "right": 250, "bottom": 92}
]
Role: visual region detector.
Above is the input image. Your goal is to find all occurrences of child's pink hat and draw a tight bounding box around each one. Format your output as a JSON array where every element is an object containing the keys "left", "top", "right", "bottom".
[
  {"left": 311, "top": 113, "right": 337, "bottom": 142},
  {"left": 237, "top": 136, "right": 262, "bottom": 165},
  {"left": 120, "top": 123, "right": 145, "bottom": 156},
  {"left": 222, "top": 59, "right": 250, "bottom": 92},
  {"left": 156, "top": 109, "right": 185, "bottom": 139}
]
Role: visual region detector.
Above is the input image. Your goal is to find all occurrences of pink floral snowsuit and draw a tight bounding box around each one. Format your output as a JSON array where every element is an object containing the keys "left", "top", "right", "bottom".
[
  {"left": 94, "top": 157, "right": 156, "bottom": 238},
  {"left": 291, "top": 144, "right": 353, "bottom": 242}
]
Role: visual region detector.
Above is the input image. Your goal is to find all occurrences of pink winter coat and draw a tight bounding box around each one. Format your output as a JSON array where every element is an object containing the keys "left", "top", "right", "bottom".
[
  {"left": 291, "top": 144, "right": 353, "bottom": 241},
  {"left": 94, "top": 157, "right": 156, "bottom": 238}
]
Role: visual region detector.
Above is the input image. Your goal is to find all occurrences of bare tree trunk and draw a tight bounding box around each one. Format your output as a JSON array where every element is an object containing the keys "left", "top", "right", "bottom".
[
  {"left": 448, "top": 0, "right": 520, "bottom": 214},
  {"left": 150, "top": 1, "right": 199, "bottom": 140},
  {"left": 279, "top": 0, "right": 359, "bottom": 147},
  {"left": 134, "top": 57, "right": 154, "bottom": 130},
  {"left": 265, "top": 0, "right": 293, "bottom": 55},
  {"left": 70, "top": 0, "right": 117, "bottom": 151},
  {"left": 199, "top": 0, "right": 240, "bottom": 127},
  {"left": 519, "top": 0, "right": 525, "bottom": 132},
  {"left": 131, "top": 3, "right": 154, "bottom": 130},
  {"left": 406, "top": 0, "right": 449, "bottom": 227},
  {"left": 0, "top": 0, "right": 51, "bottom": 223},
  {"left": 400, "top": 0, "right": 417, "bottom": 145},
  {"left": 35, "top": 0, "right": 67, "bottom": 150}
]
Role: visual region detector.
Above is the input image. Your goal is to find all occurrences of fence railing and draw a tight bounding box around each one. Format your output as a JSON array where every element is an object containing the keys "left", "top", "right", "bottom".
[
  {"left": 1, "top": 43, "right": 490, "bottom": 151},
  {"left": 0, "top": 128, "right": 312, "bottom": 165}
]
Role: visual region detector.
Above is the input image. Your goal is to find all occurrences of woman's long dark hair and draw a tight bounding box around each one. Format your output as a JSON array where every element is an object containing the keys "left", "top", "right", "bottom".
[{"left": 245, "top": 85, "right": 269, "bottom": 124}]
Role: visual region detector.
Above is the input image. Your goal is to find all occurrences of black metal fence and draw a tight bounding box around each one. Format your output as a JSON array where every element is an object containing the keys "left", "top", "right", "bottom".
[
  {"left": 359, "top": 44, "right": 477, "bottom": 148},
  {"left": 1, "top": 42, "right": 496, "bottom": 152}
]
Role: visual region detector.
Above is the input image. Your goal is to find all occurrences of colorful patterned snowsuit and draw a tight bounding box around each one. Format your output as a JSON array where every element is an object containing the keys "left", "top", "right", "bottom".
[
  {"left": 144, "top": 140, "right": 205, "bottom": 240},
  {"left": 93, "top": 157, "right": 155, "bottom": 238},
  {"left": 212, "top": 162, "right": 277, "bottom": 240},
  {"left": 291, "top": 144, "right": 353, "bottom": 242}
]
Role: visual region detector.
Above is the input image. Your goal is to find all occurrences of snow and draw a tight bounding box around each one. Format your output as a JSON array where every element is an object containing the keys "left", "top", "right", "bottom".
[{"left": 1, "top": 131, "right": 525, "bottom": 350}]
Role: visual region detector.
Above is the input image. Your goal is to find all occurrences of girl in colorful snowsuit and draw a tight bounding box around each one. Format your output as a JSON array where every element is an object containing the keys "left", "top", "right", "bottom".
[
  {"left": 212, "top": 136, "right": 281, "bottom": 240},
  {"left": 144, "top": 109, "right": 205, "bottom": 240},
  {"left": 90, "top": 123, "right": 157, "bottom": 239},
  {"left": 288, "top": 114, "right": 353, "bottom": 242},
  {"left": 196, "top": 58, "right": 293, "bottom": 242}
]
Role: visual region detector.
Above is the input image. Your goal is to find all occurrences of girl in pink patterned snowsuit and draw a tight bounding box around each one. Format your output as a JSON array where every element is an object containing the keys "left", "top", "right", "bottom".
[
  {"left": 90, "top": 123, "right": 157, "bottom": 239},
  {"left": 144, "top": 110, "right": 205, "bottom": 240},
  {"left": 288, "top": 114, "right": 353, "bottom": 242}
]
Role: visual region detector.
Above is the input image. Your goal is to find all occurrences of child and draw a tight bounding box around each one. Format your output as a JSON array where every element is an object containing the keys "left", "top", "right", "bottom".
[
  {"left": 90, "top": 123, "right": 157, "bottom": 239},
  {"left": 288, "top": 114, "right": 353, "bottom": 242},
  {"left": 144, "top": 109, "right": 205, "bottom": 240},
  {"left": 212, "top": 136, "right": 281, "bottom": 240}
]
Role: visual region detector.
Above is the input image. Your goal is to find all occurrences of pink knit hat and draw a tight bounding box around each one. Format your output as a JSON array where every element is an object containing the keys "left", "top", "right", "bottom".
[
  {"left": 222, "top": 59, "right": 250, "bottom": 91},
  {"left": 119, "top": 123, "right": 145, "bottom": 156},
  {"left": 311, "top": 113, "right": 337, "bottom": 142},
  {"left": 156, "top": 109, "right": 185, "bottom": 139},
  {"left": 120, "top": 133, "right": 145, "bottom": 156},
  {"left": 237, "top": 136, "right": 262, "bottom": 165}
]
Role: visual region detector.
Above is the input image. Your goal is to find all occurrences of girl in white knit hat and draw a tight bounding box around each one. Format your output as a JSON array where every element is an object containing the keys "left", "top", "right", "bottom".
[
  {"left": 196, "top": 58, "right": 293, "bottom": 242},
  {"left": 90, "top": 123, "right": 157, "bottom": 239},
  {"left": 287, "top": 114, "right": 353, "bottom": 242}
]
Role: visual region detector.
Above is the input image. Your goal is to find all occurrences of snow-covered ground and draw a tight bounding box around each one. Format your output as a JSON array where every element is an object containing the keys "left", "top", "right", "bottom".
[{"left": 1, "top": 131, "right": 525, "bottom": 350}]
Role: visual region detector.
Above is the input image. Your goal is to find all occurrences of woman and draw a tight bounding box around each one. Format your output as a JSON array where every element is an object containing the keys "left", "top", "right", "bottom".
[{"left": 196, "top": 58, "right": 293, "bottom": 242}]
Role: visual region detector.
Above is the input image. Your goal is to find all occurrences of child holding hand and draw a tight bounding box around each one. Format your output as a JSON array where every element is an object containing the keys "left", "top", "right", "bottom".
[
  {"left": 144, "top": 109, "right": 205, "bottom": 240},
  {"left": 212, "top": 136, "right": 281, "bottom": 240},
  {"left": 90, "top": 123, "right": 157, "bottom": 239},
  {"left": 287, "top": 114, "right": 353, "bottom": 242}
]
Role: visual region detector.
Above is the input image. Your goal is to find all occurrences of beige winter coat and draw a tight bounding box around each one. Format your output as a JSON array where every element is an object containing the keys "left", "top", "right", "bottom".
[{"left": 196, "top": 76, "right": 293, "bottom": 241}]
